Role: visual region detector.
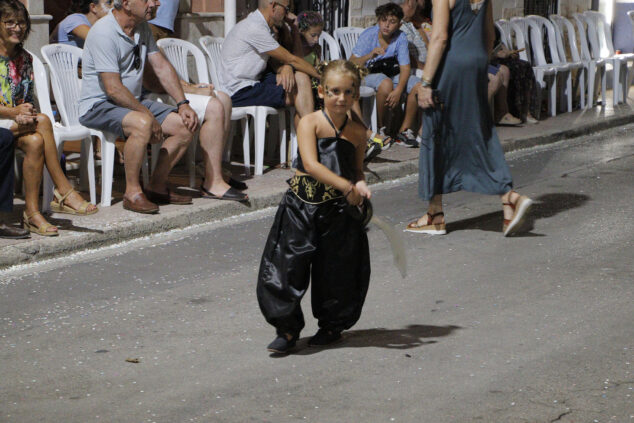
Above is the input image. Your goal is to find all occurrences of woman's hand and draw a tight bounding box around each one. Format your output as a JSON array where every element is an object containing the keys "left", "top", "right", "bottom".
[
  {"left": 13, "top": 103, "right": 36, "bottom": 118},
  {"left": 385, "top": 87, "right": 403, "bottom": 109},
  {"left": 417, "top": 85, "right": 434, "bottom": 109},
  {"left": 355, "top": 180, "right": 371, "bottom": 200}
]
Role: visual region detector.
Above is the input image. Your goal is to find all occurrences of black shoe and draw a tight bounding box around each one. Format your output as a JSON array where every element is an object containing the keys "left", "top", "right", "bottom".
[
  {"left": 0, "top": 223, "right": 30, "bottom": 239},
  {"left": 267, "top": 334, "right": 297, "bottom": 354},
  {"left": 228, "top": 177, "right": 248, "bottom": 191},
  {"left": 308, "top": 329, "right": 342, "bottom": 347},
  {"left": 395, "top": 129, "right": 419, "bottom": 148}
]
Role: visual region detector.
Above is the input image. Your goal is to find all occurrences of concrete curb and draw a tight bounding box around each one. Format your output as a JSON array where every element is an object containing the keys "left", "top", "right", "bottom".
[{"left": 2, "top": 112, "right": 633, "bottom": 271}]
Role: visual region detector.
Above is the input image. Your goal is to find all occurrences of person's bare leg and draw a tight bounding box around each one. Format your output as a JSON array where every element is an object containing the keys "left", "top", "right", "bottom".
[
  {"left": 35, "top": 114, "right": 96, "bottom": 212},
  {"left": 197, "top": 98, "right": 232, "bottom": 196},
  {"left": 399, "top": 82, "right": 421, "bottom": 133},
  {"left": 292, "top": 71, "right": 314, "bottom": 122},
  {"left": 375, "top": 78, "right": 393, "bottom": 129},
  {"left": 501, "top": 190, "right": 520, "bottom": 221},
  {"left": 215, "top": 91, "right": 237, "bottom": 181},
  {"left": 16, "top": 132, "right": 57, "bottom": 233},
  {"left": 121, "top": 111, "right": 154, "bottom": 198},
  {"left": 494, "top": 66, "right": 511, "bottom": 121},
  {"left": 410, "top": 194, "right": 444, "bottom": 227},
  {"left": 149, "top": 112, "right": 193, "bottom": 193}
]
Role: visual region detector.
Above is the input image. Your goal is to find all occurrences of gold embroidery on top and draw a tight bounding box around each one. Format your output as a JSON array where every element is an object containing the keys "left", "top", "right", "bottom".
[{"left": 287, "top": 175, "right": 342, "bottom": 204}]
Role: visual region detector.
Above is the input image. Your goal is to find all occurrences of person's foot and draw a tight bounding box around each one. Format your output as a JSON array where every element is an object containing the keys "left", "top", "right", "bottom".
[
  {"left": 57, "top": 188, "right": 98, "bottom": 214},
  {"left": 497, "top": 113, "right": 522, "bottom": 126},
  {"left": 123, "top": 192, "right": 159, "bottom": 214},
  {"left": 266, "top": 333, "right": 297, "bottom": 354},
  {"left": 308, "top": 329, "right": 342, "bottom": 347},
  {"left": 404, "top": 211, "right": 446, "bottom": 235},
  {"left": 145, "top": 187, "right": 193, "bottom": 205},
  {"left": 525, "top": 113, "right": 539, "bottom": 124},
  {"left": 502, "top": 191, "right": 533, "bottom": 236},
  {"left": 23, "top": 211, "right": 58, "bottom": 236},
  {"left": 395, "top": 129, "right": 419, "bottom": 148},
  {"left": 0, "top": 223, "right": 30, "bottom": 239}
]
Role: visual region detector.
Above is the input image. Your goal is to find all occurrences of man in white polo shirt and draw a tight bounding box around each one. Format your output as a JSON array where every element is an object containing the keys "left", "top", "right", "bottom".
[
  {"left": 219, "top": 0, "right": 319, "bottom": 121},
  {"left": 79, "top": 0, "right": 198, "bottom": 214}
]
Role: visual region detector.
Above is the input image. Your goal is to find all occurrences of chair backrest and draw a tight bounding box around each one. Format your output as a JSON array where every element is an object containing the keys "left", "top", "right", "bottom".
[
  {"left": 573, "top": 13, "right": 594, "bottom": 61},
  {"left": 495, "top": 19, "right": 512, "bottom": 48},
  {"left": 549, "top": 14, "right": 582, "bottom": 63},
  {"left": 319, "top": 31, "right": 341, "bottom": 61},
  {"left": 527, "top": 15, "right": 565, "bottom": 65},
  {"left": 40, "top": 44, "right": 83, "bottom": 126},
  {"left": 333, "top": 27, "right": 364, "bottom": 59},
  {"left": 509, "top": 17, "right": 531, "bottom": 63},
  {"left": 198, "top": 35, "right": 224, "bottom": 89},
  {"left": 584, "top": 11, "right": 616, "bottom": 57},
  {"left": 27, "top": 51, "right": 56, "bottom": 122},
  {"left": 157, "top": 37, "right": 209, "bottom": 85}
]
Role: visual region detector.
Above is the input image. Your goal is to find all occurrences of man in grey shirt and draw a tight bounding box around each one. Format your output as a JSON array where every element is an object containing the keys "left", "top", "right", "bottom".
[
  {"left": 219, "top": 0, "right": 320, "bottom": 122},
  {"left": 79, "top": 0, "right": 198, "bottom": 214}
]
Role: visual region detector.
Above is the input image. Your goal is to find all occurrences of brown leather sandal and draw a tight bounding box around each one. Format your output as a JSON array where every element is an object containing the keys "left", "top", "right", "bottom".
[
  {"left": 502, "top": 191, "right": 534, "bottom": 236},
  {"left": 404, "top": 211, "right": 447, "bottom": 235}
]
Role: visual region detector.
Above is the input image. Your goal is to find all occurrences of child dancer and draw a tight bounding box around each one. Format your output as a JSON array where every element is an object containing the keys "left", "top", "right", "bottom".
[
  {"left": 257, "top": 60, "right": 371, "bottom": 354},
  {"left": 295, "top": 11, "right": 324, "bottom": 109}
]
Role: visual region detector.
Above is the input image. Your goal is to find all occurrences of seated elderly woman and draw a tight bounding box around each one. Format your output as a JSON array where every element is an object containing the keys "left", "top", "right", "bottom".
[{"left": 0, "top": 0, "right": 97, "bottom": 237}]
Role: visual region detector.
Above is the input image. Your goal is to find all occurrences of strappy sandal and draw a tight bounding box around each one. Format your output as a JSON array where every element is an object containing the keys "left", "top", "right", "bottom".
[
  {"left": 404, "top": 211, "right": 446, "bottom": 235},
  {"left": 50, "top": 188, "right": 98, "bottom": 216},
  {"left": 502, "top": 191, "right": 534, "bottom": 237},
  {"left": 23, "top": 211, "right": 59, "bottom": 237}
]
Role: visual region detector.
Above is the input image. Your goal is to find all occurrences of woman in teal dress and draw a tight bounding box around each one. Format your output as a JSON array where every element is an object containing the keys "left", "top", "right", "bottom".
[{"left": 406, "top": 0, "right": 533, "bottom": 236}]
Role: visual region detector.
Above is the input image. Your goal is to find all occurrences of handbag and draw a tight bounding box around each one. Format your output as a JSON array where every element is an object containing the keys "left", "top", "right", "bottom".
[{"left": 367, "top": 56, "right": 400, "bottom": 78}]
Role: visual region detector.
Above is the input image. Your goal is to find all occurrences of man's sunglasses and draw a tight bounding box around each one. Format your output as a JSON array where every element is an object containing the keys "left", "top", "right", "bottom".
[
  {"left": 272, "top": 1, "right": 290, "bottom": 13},
  {"left": 133, "top": 43, "right": 142, "bottom": 70}
]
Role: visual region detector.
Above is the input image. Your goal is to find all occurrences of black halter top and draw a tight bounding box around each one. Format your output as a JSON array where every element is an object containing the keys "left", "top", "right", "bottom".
[{"left": 295, "top": 110, "right": 357, "bottom": 182}]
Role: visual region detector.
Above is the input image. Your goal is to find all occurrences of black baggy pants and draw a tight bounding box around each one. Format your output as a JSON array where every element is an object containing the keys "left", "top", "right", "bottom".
[{"left": 257, "top": 191, "right": 371, "bottom": 337}]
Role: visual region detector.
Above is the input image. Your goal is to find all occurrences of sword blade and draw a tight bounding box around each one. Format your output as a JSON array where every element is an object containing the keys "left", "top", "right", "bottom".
[{"left": 370, "top": 215, "right": 407, "bottom": 278}]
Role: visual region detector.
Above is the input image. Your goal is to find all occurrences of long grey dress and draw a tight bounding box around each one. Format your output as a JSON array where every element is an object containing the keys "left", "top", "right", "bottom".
[{"left": 418, "top": 0, "right": 513, "bottom": 201}]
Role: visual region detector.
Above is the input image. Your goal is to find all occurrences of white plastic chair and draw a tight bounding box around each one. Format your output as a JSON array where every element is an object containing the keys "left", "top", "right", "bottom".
[
  {"left": 526, "top": 15, "right": 576, "bottom": 113},
  {"left": 319, "top": 31, "right": 341, "bottom": 61},
  {"left": 550, "top": 14, "right": 606, "bottom": 109},
  {"left": 33, "top": 47, "right": 95, "bottom": 211},
  {"left": 495, "top": 19, "right": 513, "bottom": 49},
  {"left": 41, "top": 43, "right": 147, "bottom": 207},
  {"left": 333, "top": 27, "right": 378, "bottom": 132},
  {"left": 510, "top": 17, "right": 558, "bottom": 116},
  {"left": 198, "top": 36, "right": 292, "bottom": 176},
  {"left": 582, "top": 11, "right": 634, "bottom": 104},
  {"left": 572, "top": 13, "right": 608, "bottom": 107}
]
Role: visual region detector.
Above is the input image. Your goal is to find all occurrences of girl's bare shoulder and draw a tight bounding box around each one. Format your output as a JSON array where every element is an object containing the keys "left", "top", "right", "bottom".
[{"left": 298, "top": 111, "right": 323, "bottom": 128}]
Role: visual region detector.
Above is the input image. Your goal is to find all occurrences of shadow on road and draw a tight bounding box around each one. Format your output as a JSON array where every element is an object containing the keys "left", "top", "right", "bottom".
[
  {"left": 446, "top": 192, "right": 590, "bottom": 236},
  {"left": 290, "top": 324, "right": 461, "bottom": 356}
]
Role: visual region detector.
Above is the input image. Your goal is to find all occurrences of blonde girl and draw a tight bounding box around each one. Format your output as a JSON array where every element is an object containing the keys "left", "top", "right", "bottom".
[{"left": 257, "top": 60, "right": 372, "bottom": 354}]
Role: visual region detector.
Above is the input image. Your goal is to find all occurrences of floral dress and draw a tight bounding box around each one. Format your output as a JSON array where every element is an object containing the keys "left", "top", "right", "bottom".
[{"left": 0, "top": 48, "right": 34, "bottom": 128}]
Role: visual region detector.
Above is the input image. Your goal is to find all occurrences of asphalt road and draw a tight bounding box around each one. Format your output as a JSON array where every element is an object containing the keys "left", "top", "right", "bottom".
[{"left": 1, "top": 126, "right": 632, "bottom": 423}]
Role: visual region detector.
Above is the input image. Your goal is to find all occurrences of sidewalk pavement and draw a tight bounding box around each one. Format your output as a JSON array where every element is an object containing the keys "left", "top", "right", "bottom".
[{"left": 2, "top": 95, "right": 633, "bottom": 270}]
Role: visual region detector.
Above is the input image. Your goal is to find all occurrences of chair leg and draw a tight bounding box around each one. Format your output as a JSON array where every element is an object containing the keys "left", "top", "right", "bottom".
[
  {"left": 80, "top": 136, "right": 96, "bottom": 205},
  {"left": 290, "top": 117, "right": 298, "bottom": 164},
  {"left": 241, "top": 117, "right": 251, "bottom": 177},
  {"left": 254, "top": 110, "right": 267, "bottom": 176},
  {"left": 549, "top": 77, "right": 557, "bottom": 117},
  {"left": 601, "top": 66, "right": 607, "bottom": 106},
  {"left": 566, "top": 73, "right": 573, "bottom": 112},
  {"left": 613, "top": 62, "right": 621, "bottom": 105},
  {"left": 579, "top": 68, "right": 586, "bottom": 109},
  {"left": 188, "top": 134, "right": 197, "bottom": 188},
  {"left": 101, "top": 138, "right": 115, "bottom": 207},
  {"left": 279, "top": 111, "right": 287, "bottom": 167}
]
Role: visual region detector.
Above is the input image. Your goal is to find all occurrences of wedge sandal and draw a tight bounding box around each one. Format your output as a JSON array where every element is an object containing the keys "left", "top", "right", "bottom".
[
  {"left": 404, "top": 211, "right": 446, "bottom": 235},
  {"left": 23, "top": 211, "right": 58, "bottom": 237},
  {"left": 502, "top": 191, "right": 533, "bottom": 236},
  {"left": 50, "top": 188, "right": 98, "bottom": 215}
]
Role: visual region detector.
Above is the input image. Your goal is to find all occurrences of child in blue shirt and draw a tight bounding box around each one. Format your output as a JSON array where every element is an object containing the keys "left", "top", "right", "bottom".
[{"left": 350, "top": 3, "right": 422, "bottom": 151}]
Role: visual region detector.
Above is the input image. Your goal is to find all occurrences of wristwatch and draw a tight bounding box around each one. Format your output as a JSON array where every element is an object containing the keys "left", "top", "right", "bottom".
[
  {"left": 176, "top": 99, "right": 190, "bottom": 108},
  {"left": 421, "top": 79, "right": 432, "bottom": 88}
]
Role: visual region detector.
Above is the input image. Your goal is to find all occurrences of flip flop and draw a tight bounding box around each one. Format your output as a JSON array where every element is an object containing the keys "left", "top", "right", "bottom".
[
  {"left": 200, "top": 185, "right": 248, "bottom": 202},
  {"left": 228, "top": 177, "right": 248, "bottom": 191}
]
